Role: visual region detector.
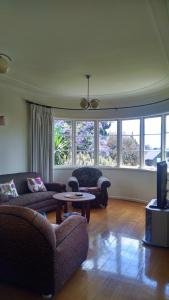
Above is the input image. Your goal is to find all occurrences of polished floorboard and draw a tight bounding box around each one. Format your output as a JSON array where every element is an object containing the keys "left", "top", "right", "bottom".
[{"left": 1, "top": 199, "right": 169, "bottom": 300}]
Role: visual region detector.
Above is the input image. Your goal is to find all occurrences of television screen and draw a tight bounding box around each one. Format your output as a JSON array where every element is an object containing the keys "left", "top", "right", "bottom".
[{"left": 157, "top": 161, "right": 168, "bottom": 209}]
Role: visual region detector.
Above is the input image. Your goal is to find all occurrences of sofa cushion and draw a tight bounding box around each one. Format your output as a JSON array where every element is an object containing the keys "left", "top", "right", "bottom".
[
  {"left": 27, "top": 177, "right": 47, "bottom": 193},
  {"left": 0, "top": 193, "right": 14, "bottom": 203},
  {"left": 79, "top": 186, "right": 100, "bottom": 196},
  {"left": 7, "top": 191, "right": 56, "bottom": 207},
  {"left": 0, "top": 179, "right": 18, "bottom": 197}
]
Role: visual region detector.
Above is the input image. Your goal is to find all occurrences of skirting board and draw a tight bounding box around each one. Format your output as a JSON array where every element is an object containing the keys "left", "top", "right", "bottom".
[{"left": 109, "top": 196, "right": 148, "bottom": 204}]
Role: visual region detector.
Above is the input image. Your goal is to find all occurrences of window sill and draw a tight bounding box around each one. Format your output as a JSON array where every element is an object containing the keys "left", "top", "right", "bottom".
[{"left": 53, "top": 165, "right": 161, "bottom": 173}]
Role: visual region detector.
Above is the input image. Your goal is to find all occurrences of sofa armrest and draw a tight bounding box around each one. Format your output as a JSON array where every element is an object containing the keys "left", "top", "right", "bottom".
[
  {"left": 97, "top": 176, "right": 111, "bottom": 191},
  {"left": 44, "top": 182, "right": 66, "bottom": 193},
  {"left": 53, "top": 215, "right": 88, "bottom": 292},
  {"left": 68, "top": 176, "right": 79, "bottom": 191},
  {"left": 54, "top": 215, "right": 87, "bottom": 246}
]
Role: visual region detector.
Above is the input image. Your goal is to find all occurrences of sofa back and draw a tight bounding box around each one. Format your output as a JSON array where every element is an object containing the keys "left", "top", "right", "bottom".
[{"left": 0, "top": 172, "right": 40, "bottom": 195}]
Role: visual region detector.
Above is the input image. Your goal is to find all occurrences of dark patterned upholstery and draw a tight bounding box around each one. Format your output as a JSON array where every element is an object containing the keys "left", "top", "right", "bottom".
[
  {"left": 0, "top": 205, "right": 88, "bottom": 296},
  {"left": 0, "top": 172, "right": 66, "bottom": 212},
  {"left": 68, "top": 167, "right": 111, "bottom": 207}
]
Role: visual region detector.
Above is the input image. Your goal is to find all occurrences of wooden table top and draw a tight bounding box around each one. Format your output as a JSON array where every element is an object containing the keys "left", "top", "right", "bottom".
[{"left": 53, "top": 192, "right": 95, "bottom": 202}]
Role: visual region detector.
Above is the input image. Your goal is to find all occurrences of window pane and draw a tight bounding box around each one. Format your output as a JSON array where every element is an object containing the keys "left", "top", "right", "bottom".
[
  {"left": 76, "top": 121, "right": 94, "bottom": 135},
  {"left": 144, "top": 135, "right": 161, "bottom": 150},
  {"left": 76, "top": 121, "right": 94, "bottom": 166},
  {"left": 76, "top": 151, "right": 94, "bottom": 166},
  {"left": 144, "top": 117, "right": 161, "bottom": 134},
  {"left": 122, "top": 119, "right": 140, "bottom": 135},
  {"left": 122, "top": 135, "right": 140, "bottom": 166},
  {"left": 121, "top": 119, "right": 140, "bottom": 167},
  {"left": 144, "top": 117, "right": 161, "bottom": 167},
  {"left": 54, "top": 120, "right": 72, "bottom": 165},
  {"left": 99, "top": 121, "right": 117, "bottom": 166}
]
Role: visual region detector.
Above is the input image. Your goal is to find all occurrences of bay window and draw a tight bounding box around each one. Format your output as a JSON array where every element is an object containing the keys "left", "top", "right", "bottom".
[{"left": 54, "top": 113, "right": 169, "bottom": 170}]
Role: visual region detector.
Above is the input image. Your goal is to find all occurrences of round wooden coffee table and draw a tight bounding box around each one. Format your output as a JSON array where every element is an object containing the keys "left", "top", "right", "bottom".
[{"left": 53, "top": 192, "right": 95, "bottom": 224}]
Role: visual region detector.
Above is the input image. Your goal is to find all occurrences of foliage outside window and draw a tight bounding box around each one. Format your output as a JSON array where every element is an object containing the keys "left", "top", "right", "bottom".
[
  {"left": 99, "top": 121, "right": 117, "bottom": 166},
  {"left": 144, "top": 117, "right": 161, "bottom": 168},
  {"left": 121, "top": 119, "right": 140, "bottom": 167}
]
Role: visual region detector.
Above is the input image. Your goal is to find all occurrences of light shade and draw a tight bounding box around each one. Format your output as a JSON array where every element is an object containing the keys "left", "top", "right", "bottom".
[
  {"left": 0, "top": 53, "right": 12, "bottom": 74},
  {"left": 0, "top": 56, "right": 9, "bottom": 73}
]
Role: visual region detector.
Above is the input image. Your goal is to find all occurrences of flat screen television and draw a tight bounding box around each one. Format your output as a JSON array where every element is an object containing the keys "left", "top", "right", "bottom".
[{"left": 157, "top": 161, "right": 168, "bottom": 209}]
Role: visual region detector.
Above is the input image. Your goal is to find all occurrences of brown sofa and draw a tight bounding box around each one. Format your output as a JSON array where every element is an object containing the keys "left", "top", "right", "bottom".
[
  {"left": 0, "top": 172, "right": 66, "bottom": 212},
  {"left": 0, "top": 205, "right": 88, "bottom": 296}
]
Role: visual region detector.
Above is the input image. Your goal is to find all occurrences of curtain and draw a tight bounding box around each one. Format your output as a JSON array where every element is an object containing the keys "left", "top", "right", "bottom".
[{"left": 29, "top": 103, "right": 53, "bottom": 182}]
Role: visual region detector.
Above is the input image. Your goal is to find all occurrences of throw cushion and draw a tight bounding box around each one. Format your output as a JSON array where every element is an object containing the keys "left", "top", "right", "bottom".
[
  {"left": 0, "top": 179, "right": 18, "bottom": 197},
  {"left": 27, "top": 177, "right": 47, "bottom": 193}
]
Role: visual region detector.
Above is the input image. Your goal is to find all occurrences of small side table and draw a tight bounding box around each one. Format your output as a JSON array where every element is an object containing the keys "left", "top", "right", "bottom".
[{"left": 53, "top": 192, "right": 95, "bottom": 224}]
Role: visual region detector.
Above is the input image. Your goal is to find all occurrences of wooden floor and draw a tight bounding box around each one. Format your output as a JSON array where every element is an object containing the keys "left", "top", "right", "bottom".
[{"left": 1, "top": 199, "right": 169, "bottom": 300}]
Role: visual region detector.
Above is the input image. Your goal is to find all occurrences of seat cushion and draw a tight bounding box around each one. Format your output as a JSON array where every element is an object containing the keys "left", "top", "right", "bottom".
[
  {"left": 6, "top": 191, "right": 56, "bottom": 207},
  {"left": 79, "top": 187, "right": 100, "bottom": 196}
]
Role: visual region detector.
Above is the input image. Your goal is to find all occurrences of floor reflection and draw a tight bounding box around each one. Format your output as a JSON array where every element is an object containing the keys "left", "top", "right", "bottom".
[{"left": 82, "top": 231, "right": 169, "bottom": 298}]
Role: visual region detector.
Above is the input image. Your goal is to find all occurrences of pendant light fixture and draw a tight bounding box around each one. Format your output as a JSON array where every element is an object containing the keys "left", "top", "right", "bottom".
[{"left": 80, "top": 74, "right": 100, "bottom": 109}]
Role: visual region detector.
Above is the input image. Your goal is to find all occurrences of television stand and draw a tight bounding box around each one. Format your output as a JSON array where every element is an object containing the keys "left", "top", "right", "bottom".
[{"left": 143, "top": 199, "right": 169, "bottom": 247}]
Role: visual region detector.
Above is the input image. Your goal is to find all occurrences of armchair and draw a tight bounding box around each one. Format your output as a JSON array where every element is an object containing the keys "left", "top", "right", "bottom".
[
  {"left": 0, "top": 205, "right": 88, "bottom": 297},
  {"left": 68, "top": 167, "right": 111, "bottom": 208}
]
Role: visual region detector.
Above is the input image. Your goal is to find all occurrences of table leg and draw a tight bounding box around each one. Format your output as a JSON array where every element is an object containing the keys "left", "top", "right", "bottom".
[
  {"left": 63, "top": 201, "right": 68, "bottom": 213},
  {"left": 81, "top": 202, "right": 86, "bottom": 217},
  {"left": 56, "top": 202, "right": 62, "bottom": 224},
  {"left": 85, "top": 201, "right": 91, "bottom": 223}
]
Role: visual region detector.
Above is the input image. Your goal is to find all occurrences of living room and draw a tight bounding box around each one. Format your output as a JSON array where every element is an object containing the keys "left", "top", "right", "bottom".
[{"left": 0, "top": 1, "right": 169, "bottom": 299}]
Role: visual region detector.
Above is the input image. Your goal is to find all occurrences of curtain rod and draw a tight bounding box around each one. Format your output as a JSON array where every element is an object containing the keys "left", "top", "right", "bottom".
[{"left": 25, "top": 97, "right": 169, "bottom": 111}]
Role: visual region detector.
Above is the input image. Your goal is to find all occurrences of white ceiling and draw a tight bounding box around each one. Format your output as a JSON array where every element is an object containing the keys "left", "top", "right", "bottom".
[{"left": 1, "top": 0, "right": 169, "bottom": 107}]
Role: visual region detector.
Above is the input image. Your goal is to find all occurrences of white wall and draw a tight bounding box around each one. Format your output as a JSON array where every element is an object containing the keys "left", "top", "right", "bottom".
[
  {"left": 54, "top": 167, "right": 156, "bottom": 203},
  {"left": 0, "top": 85, "right": 28, "bottom": 174}
]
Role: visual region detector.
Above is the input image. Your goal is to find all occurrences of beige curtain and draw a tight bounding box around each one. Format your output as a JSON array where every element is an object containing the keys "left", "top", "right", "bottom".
[{"left": 29, "top": 103, "right": 53, "bottom": 182}]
